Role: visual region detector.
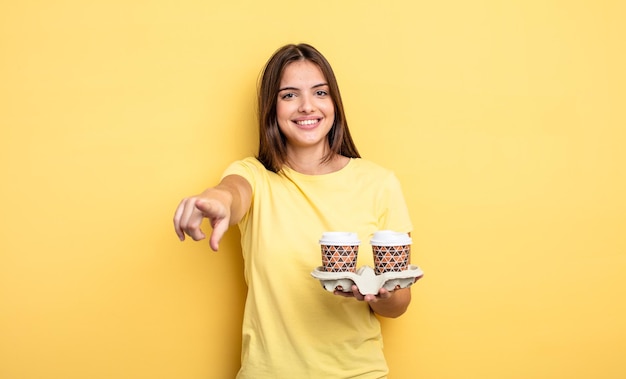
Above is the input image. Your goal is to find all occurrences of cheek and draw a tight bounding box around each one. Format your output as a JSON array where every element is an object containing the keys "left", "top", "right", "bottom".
[
  {"left": 326, "top": 98, "right": 336, "bottom": 114},
  {"left": 325, "top": 105, "right": 336, "bottom": 124},
  {"left": 275, "top": 102, "right": 286, "bottom": 118},
  {"left": 276, "top": 101, "right": 295, "bottom": 121}
]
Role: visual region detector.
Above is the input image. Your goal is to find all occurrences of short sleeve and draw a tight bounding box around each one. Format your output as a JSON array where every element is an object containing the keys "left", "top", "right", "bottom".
[
  {"left": 220, "top": 157, "right": 262, "bottom": 190},
  {"left": 379, "top": 172, "right": 413, "bottom": 234},
  {"left": 220, "top": 157, "right": 265, "bottom": 228}
]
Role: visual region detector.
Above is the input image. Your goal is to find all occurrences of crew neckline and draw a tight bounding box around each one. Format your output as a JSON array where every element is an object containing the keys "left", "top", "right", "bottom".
[{"left": 280, "top": 158, "right": 356, "bottom": 180}]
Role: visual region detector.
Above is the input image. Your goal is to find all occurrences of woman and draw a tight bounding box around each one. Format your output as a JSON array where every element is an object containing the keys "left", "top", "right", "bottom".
[{"left": 174, "top": 43, "right": 413, "bottom": 378}]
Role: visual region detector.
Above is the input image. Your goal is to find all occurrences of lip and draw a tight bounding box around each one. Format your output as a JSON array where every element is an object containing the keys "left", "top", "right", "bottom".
[{"left": 292, "top": 117, "right": 322, "bottom": 129}]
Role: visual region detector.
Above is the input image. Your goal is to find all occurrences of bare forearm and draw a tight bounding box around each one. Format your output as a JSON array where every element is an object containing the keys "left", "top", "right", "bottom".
[
  {"left": 369, "top": 288, "right": 411, "bottom": 318},
  {"left": 205, "top": 174, "right": 251, "bottom": 226}
]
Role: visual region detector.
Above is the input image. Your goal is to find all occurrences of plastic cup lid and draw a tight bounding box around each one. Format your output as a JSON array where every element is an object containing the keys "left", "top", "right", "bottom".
[
  {"left": 370, "top": 230, "right": 412, "bottom": 246},
  {"left": 319, "top": 232, "right": 360, "bottom": 245}
]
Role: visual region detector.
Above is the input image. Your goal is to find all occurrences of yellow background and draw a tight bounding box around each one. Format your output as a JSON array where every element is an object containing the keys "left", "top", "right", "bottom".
[{"left": 1, "top": 1, "right": 625, "bottom": 378}]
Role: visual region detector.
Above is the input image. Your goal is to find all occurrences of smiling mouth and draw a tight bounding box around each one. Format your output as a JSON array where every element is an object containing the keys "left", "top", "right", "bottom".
[{"left": 295, "top": 119, "right": 320, "bottom": 126}]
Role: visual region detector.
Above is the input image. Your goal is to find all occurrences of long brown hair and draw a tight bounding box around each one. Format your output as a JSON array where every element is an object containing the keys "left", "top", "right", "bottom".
[{"left": 256, "top": 43, "right": 360, "bottom": 173}]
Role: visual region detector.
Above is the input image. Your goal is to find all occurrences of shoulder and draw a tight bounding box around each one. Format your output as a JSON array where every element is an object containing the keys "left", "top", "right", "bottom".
[
  {"left": 223, "top": 157, "right": 265, "bottom": 173},
  {"left": 346, "top": 158, "right": 407, "bottom": 193},
  {"left": 349, "top": 158, "right": 395, "bottom": 178},
  {"left": 221, "top": 157, "right": 269, "bottom": 183}
]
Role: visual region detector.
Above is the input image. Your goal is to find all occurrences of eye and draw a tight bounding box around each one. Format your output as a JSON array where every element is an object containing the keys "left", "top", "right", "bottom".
[
  {"left": 315, "top": 90, "right": 329, "bottom": 97},
  {"left": 280, "top": 92, "right": 296, "bottom": 100}
]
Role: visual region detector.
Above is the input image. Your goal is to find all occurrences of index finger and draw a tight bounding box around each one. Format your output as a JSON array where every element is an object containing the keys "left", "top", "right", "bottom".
[{"left": 173, "top": 198, "right": 188, "bottom": 241}]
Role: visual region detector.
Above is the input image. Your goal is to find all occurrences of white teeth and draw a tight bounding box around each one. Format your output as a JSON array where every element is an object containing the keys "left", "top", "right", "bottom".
[{"left": 296, "top": 119, "right": 318, "bottom": 126}]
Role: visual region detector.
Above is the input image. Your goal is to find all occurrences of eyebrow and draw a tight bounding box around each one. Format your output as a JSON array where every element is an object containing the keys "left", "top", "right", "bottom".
[{"left": 278, "top": 83, "right": 329, "bottom": 92}]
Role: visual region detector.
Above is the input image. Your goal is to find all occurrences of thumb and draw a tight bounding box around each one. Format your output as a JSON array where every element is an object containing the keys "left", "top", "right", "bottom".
[{"left": 195, "top": 198, "right": 225, "bottom": 219}]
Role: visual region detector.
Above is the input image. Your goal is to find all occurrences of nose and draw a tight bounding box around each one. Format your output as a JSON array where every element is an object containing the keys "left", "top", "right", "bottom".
[{"left": 298, "top": 94, "right": 316, "bottom": 113}]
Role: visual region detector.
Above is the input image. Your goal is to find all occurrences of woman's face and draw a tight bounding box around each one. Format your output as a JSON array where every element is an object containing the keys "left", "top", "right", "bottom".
[{"left": 276, "top": 60, "right": 335, "bottom": 154}]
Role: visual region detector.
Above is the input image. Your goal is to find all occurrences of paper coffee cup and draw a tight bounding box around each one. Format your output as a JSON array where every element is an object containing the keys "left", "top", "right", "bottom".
[
  {"left": 370, "top": 230, "right": 411, "bottom": 274},
  {"left": 319, "top": 232, "right": 360, "bottom": 272}
]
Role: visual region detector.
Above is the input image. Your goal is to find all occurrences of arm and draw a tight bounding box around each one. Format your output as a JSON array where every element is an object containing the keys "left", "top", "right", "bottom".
[
  {"left": 334, "top": 285, "right": 412, "bottom": 318},
  {"left": 173, "top": 174, "right": 252, "bottom": 251},
  {"left": 367, "top": 287, "right": 411, "bottom": 318},
  {"left": 335, "top": 230, "right": 415, "bottom": 318}
]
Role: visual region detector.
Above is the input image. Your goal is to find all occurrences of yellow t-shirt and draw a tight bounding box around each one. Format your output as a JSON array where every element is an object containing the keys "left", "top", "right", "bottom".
[{"left": 222, "top": 157, "right": 413, "bottom": 379}]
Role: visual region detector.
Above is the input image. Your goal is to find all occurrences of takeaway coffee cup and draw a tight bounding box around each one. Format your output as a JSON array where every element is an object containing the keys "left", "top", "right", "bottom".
[
  {"left": 319, "top": 232, "right": 360, "bottom": 272},
  {"left": 370, "top": 231, "right": 412, "bottom": 274}
]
